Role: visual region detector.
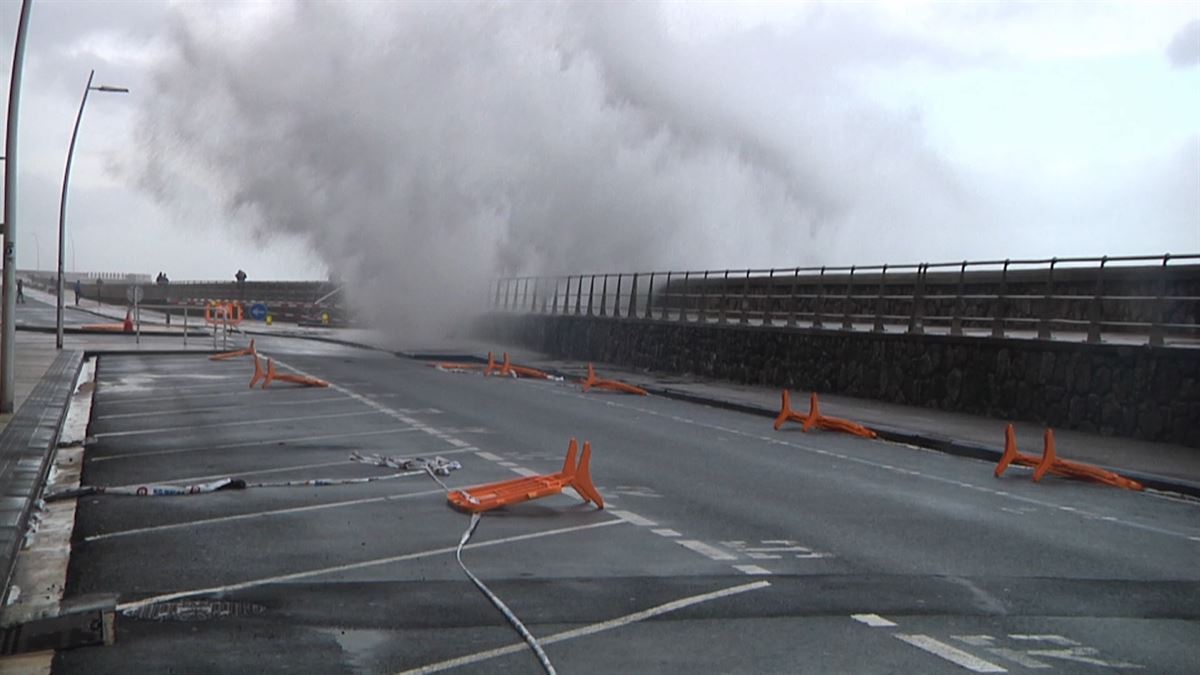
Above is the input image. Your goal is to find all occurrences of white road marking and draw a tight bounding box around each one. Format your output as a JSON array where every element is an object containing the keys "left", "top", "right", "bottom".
[
  {"left": 988, "top": 648, "right": 1052, "bottom": 669},
  {"left": 397, "top": 580, "right": 771, "bottom": 675},
  {"left": 94, "top": 387, "right": 324, "bottom": 406},
  {"left": 93, "top": 409, "right": 382, "bottom": 438},
  {"left": 651, "top": 528, "right": 681, "bottom": 537},
  {"left": 851, "top": 613, "right": 897, "bottom": 627},
  {"left": 675, "top": 539, "right": 737, "bottom": 561},
  {"left": 510, "top": 467, "right": 539, "bottom": 477},
  {"left": 96, "top": 394, "right": 351, "bottom": 420},
  {"left": 116, "top": 519, "right": 624, "bottom": 611},
  {"left": 609, "top": 510, "right": 656, "bottom": 526},
  {"left": 732, "top": 564, "right": 772, "bottom": 575},
  {"left": 88, "top": 427, "right": 417, "bottom": 463},
  {"left": 86, "top": 487, "right": 448, "bottom": 542},
  {"left": 444, "top": 438, "right": 471, "bottom": 448},
  {"left": 497, "top": 461, "right": 517, "bottom": 467},
  {"left": 475, "top": 451, "right": 503, "bottom": 461},
  {"left": 893, "top": 634, "right": 1007, "bottom": 673}
]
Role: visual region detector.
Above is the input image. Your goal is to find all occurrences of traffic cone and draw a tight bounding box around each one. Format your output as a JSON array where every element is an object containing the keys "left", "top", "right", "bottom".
[{"left": 122, "top": 309, "right": 134, "bottom": 333}]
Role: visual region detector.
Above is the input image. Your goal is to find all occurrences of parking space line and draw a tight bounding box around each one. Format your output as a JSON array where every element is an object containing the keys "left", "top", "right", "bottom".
[
  {"left": 97, "top": 388, "right": 332, "bottom": 406},
  {"left": 93, "top": 409, "right": 383, "bottom": 438},
  {"left": 96, "top": 394, "right": 352, "bottom": 420},
  {"left": 852, "top": 613, "right": 897, "bottom": 627},
  {"left": 398, "top": 580, "right": 771, "bottom": 675},
  {"left": 510, "top": 467, "right": 539, "bottom": 477},
  {"left": 85, "top": 487, "right": 449, "bottom": 542},
  {"left": 893, "top": 634, "right": 1007, "bottom": 673},
  {"left": 88, "top": 427, "right": 419, "bottom": 463},
  {"left": 475, "top": 451, "right": 503, "bottom": 461},
  {"left": 115, "top": 519, "right": 625, "bottom": 611},
  {"left": 732, "top": 564, "right": 772, "bottom": 575},
  {"left": 609, "top": 510, "right": 656, "bottom": 526},
  {"left": 651, "top": 528, "right": 681, "bottom": 537}
]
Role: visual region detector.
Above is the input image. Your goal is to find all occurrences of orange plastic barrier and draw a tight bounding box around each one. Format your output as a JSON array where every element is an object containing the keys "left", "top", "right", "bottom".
[
  {"left": 249, "top": 355, "right": 329, "bottom": 389},
  {"left": 447, "top": 438, "right": 604, "bottom": 513},
  {"left": 994, "top": 425, "right": 1142, "bottom": 490},
  {"left": 482, "top": 352, "right": 551, "bottom": 379},
  {"left": 205, "top": 301, "right": 245, "bottom": 326},
  {"left": 210, "top": 339, "right": 256, "bottom": 361},
  {"left": 80, "top": 308, "right": 135, "bottom": 334},
  {"left": 773, "top": 389, "right": 877, "bottom": 439},
  {"left": 581, "top": 364, "right": 648, "bottom": 396},
  {"left": 427, "top": 361, "right": 485, "bottom": 372}
]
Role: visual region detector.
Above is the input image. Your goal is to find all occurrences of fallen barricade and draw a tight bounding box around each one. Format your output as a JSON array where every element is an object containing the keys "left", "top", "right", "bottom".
[
  {"left": 994, "top": 424, "right": 1143, "bottom": 490},
  {"left": 447, "top": 438, "right": 604, "bottom": 513},
  {"left": 580, "top": 363, "right": 647, "bottom": 396},
  {"left": 773, "top": 389, "right": 877, "bottom": 439}
]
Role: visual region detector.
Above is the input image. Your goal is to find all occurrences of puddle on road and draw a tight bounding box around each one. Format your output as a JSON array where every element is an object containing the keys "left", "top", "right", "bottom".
[
  {"left": 100, "top": 373, "right": 235, "bottom": 394},
  {"left": 123, "top": 599, "right": 266, "bottom": 622}
]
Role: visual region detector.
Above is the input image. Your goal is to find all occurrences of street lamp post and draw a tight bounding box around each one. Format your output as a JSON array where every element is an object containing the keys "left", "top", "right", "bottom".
[{"left": 56, "top": 70, "right": 128, "bottom": 349}]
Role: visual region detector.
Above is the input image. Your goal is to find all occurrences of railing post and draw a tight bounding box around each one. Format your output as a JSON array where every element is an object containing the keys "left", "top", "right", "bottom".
[
  {"left": 551, "top": 277, "right": 561, "bottom": 315},
  {"left": 1038, "top": 258, "right": 1057, "bottom": 340},
  {"left": 1086, "top": 257, "right": 1106, "bottom": 344},
  {"left": 493, "top": 279, "right": 502, "bottom": 309},
  {"left": 679, "top": 272, "right": 691, "bottom": 323},
  {"left": 612, "top": 274, "right": 622, "bottom": 318},
  {"left": 951, "top": 261, "right": 966, "bottom": 336},
  {"left": 660, "top": 272, "right": 672, "bottom": 320},
  {"left": 813, "top": 266, "right": 826, "bottom": 328},
  {"left": 991, "top": 259, "right": 1010, "bottom": 339},
  {"left": 628, "top": 273, "right": 639, "bottom": 318},
  {"left": 719, "top": 270, "right": 730, "bottom": 324},
  {"left": 644, "top": 272, "right": 655, "bottom": 319},
  {"left": 740, "top": 270, "right": 751, "bottom": 324},
  {"left": 873, "top": 265, "right": 888, "bottom": 332},
  {"left": 698, "top": 271, "right": 710, "bottom": 323},
  {"left": 599, "top": 275, "right": 609, "bottom": 317},
  {"left": 530, "top": 278, "right": 540, "bottom": 313},
  {"left": 841, "top": 266, "right": 855, "bottom": 330},
  {"left": 908, "top": 263, "right": 926, "bottom": 334},
  {"left": 1150, "top": 253, "right": 1170, "bottom": 347},
  {"left": 502, "top": 279, "right": 511, "bottom": 310},
  {"left": 586, "top": 275, "right": 596, "bottom": 316},
  {"left": 786, "top": 268, "right": 799, "bottom": 328},
  {"left": 763, "top": 269, "right": 775, "bottom": 326},
  {"left": 522, "top": 278, "right": 531, "bottom": 311}
]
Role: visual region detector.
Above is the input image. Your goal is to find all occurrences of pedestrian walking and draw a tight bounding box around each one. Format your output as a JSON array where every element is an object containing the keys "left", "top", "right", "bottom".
[
  {"left": 74, "top": 279, "right": 82, "bottom": 305},
  {"left": 16, "top": 278, "right": 24, "bottom": 304}
]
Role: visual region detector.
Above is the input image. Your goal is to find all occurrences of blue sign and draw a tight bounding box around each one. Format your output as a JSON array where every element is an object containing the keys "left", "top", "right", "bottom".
[{"left": 249, "top": 303, "right": 269, "bottom": 321}]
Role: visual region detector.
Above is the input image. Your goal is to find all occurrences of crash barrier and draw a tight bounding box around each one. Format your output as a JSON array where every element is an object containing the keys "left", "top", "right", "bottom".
[
  {"left": 427, "top": 361, "right": 485, "bottom": 373},
  {"left": 580, "top": 363, "right": 648, "bottom": 396},
  {"left": 79, "top": 308, "right": 135, "bottom": 334},
  {"left": 483, "top": 351, "right": 552, "bottom": 379},
  {"left": 249, "top": 355, "right": 330, "bottom": 389},
  {"left": 773, "top": 389, "right": 878, "bottom": 438},
  {"left": 204, "top": 301, "right": 244, "bottom": 326},
  {"left": 994, "top": 424, "right": 1143, "bottom": 490},
  {"left": 447, "top": 438, "right": 605, "bottom": 513},
  {"left": 210, "top": 339, "right": 256, "bottom": 361},
  {"left": 44, "top": 454, "right": 461, "bottom": 500}
]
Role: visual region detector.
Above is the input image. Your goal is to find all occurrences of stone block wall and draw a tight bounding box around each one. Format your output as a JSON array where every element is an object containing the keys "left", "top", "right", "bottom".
[{"left": 484, "top": 313, "right": 1200, "bottom": 448}]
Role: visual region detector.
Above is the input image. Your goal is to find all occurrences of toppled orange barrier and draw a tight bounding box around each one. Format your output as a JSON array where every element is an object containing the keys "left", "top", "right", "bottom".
[
  {"left": 427, "top": 361, "right": 485, "bottom": 373},
  {"left": 250, "top": 355, "right": 329, "bottom": 389},
  {"left": 773, "top": 389, "right": 877, "bottom": 439},
  {"left": 580, "top": 364, "right": 648, "bottom": 396},
  {"left": 447, "top": 438, "right": 604, "bottom": 513},
  {"left": 995, "top": 425, "right": 1142, "bottom": 490},
  {"left": 210, "top": 339, "right": 256, "bottom": 361},
  {"left": 80, "top": 308, "right": 134, "bottom": 333},
  {"left": 483, "top": 352, "right": 551, "bottom": 380}
]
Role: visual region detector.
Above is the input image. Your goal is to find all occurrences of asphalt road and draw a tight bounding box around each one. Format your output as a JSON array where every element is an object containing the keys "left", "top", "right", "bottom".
[
  {"left": 58, "top": 334, "right": 1200, "bottom": 673},
  {"left": 13, "top": 296, "right": 103, "bottom": 329}
]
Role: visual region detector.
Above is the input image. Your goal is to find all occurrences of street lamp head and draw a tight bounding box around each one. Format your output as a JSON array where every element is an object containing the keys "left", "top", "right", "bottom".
[{"left": 91, "top": 85, "right": 129, "bottom": 93}]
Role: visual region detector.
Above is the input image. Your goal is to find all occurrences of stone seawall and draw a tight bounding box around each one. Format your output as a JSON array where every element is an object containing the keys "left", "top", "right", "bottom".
[{"left": 483, "top": 313, "right": 1200, "bottom": 448}]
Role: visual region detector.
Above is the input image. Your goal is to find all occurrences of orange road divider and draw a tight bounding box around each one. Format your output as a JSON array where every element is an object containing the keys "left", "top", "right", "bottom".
[
  {"left": 210, "top": 339, "right": 256, "bottom": 361},
  {"left": 249, "top": 355, "right": 329, "bottom": 389},
  {"left": 427, "top": 361, "right": 485, "bottom": 373},
  {"left": 205, "top": 301, "right": 244, "bottom": 326},
  {"left": 482, "top": 352, "right": 552, "bottom": 380},
  {"left": 447, "top": 438, "right": 604, "bottom": 513},
  {"left": 994, "top": 425, "right": 1143, "bottom": 490},
  {"left": 773, "top": 389, "right": 877, "bottom": 439},
  {"left": 80, "top": 308, "right": 135, "bottom": 333},
  {"left": 580, "top": 364, "right": 648, "bottom": 396}
]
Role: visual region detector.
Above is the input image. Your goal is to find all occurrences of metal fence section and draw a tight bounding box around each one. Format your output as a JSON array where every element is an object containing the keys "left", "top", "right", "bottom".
[{"left": 492, "top": 253, "right": 1200, "bottom": 347}]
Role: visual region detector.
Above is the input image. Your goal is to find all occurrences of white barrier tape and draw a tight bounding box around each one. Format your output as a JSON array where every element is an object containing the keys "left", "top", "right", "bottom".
[{"left": 456, "top": 513, "right": 555, "bottom": 674}]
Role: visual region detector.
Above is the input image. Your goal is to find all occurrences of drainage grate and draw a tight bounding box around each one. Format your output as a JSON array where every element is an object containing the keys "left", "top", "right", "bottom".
[{"left": 122, "top": 600, "right": 265, "bottom": 622}]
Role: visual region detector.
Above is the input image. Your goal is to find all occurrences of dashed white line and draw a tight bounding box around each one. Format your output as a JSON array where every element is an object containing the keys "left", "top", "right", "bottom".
[
  {"left": 510, "top": 467, "right": 539, "bottom": 477},
  {"left": 475, "top": 451, "right": 503, "bottom": 461},
  {"left": 732, "top": 564, "right": 772, "bottom": 575},
  {"left": 675, "top": 539, "right": 737, "bottom": 561},
  {"left": 851, "top": 613, "right": 897, "bottom": 627},
  {"left": 893, "top": 634, "right": 1007, "bottom": 673},
  {"left": 651, "top": 528, "right": 682, "bottom": 537},
  {"left": 497, "top": 461, "right": 517, "bottom": 468},
  {"left": 609, "top": 510, "right": 656, "bottom": 527}
]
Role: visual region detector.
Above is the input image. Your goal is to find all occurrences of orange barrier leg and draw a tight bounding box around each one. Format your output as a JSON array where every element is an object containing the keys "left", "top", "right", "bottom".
[
  {"left": 795, "top": 393, "right": 877, "bottom": 439},
  {"left": 211, "top": 339, "right": 257, "bottom": 361},
  {"left": 580, "top": 363, "right": 647, "bottom": 395},
  {"left": 447, "top": 438, "right": 604, "bottom": 512},
  {"left": 773, "top": 389, "right": 808, "bottom": 430},
  {"left": 1032, "top": 429, "right": 1143, "bottom": 490},
  {"left": 250, "top": 355, "right": 267, "bottom": 389},
  {"left": 428, "top": 361, "right": 484, "bottom": 372},
  {"left": 263, "top": 358, "right": 330, "bottom": 388}
]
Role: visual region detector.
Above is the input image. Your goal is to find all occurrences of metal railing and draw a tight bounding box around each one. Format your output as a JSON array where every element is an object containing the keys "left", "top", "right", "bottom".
[{"left": 491, "top": 253, "right": 1200, "bottom": 347}]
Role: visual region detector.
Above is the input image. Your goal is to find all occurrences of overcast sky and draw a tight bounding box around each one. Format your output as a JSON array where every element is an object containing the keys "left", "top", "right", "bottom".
[{"left": 1, "top": 0, "right": 1197, "bottom": 287}]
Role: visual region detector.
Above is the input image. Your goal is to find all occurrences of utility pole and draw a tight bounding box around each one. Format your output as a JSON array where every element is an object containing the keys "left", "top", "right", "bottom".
[{"left": 1, "top": 0, "right": 34, "bottom": 413}]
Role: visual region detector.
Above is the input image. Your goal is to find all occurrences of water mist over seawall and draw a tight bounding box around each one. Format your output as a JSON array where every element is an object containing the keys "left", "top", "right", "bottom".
[{"left": 133, "top": 2, "right": 962, "bottom": 340}]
